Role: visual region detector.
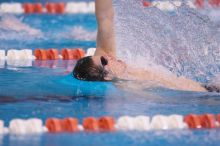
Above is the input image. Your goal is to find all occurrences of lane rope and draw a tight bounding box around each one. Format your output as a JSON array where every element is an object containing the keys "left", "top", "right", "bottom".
[{"left": 0, "top": 114, "right": 220, "bottom": 135}]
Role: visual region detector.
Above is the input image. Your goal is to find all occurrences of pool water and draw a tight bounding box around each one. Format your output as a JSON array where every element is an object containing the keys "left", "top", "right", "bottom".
[{"left": 0, "top": 4, "right": 220, "bottom": 146}]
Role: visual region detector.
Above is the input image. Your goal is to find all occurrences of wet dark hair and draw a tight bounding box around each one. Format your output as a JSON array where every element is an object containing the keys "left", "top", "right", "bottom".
[{"left": 73, "top": 56, "right": 108, "bottom": 81}]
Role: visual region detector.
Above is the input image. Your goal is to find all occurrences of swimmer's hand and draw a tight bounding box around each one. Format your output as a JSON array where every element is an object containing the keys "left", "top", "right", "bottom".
[
  {"left": 203, "top": 75, "right": 220, "bottom": 93},
  {"left": 203, "top": 84, "right": 220, "bottom": 92}
]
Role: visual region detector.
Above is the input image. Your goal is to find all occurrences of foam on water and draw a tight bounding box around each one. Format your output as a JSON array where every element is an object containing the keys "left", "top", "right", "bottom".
[{"left": 113, "top": 0, "right": 220, "bottom": 82}]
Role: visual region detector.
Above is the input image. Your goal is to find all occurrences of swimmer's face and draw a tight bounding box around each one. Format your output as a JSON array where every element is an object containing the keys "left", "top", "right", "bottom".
[
  {"left": 73, "top": 55, "right": 126, "bottom": 81},
  {"left": 91, "top": 55, "right": 126, "bottom": 80}
]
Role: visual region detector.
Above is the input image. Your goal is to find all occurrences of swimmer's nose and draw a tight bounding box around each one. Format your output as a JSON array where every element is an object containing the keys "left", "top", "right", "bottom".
[{"left": 100, "top": 56, "right": 108, "bottom": 66}]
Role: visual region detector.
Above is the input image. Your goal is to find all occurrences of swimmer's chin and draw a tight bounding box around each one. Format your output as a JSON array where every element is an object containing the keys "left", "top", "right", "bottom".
[{"left": 104, "top": 76, "right": 131, "bottom": 82}]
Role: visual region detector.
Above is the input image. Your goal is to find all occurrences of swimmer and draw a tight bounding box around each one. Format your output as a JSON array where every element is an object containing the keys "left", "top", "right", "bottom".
[{"left": 73, "top": 0, "right": 218, "bottom": 92}]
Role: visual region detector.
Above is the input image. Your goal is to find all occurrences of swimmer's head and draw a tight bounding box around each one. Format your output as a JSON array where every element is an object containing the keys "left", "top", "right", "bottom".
[{"left": 73, "top": 55, "right": 126, "bottom": 81}]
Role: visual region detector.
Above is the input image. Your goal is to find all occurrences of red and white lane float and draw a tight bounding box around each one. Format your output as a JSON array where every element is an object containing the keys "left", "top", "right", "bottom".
[
  {"left": 4, "top": 48, "right": 87, "bottom": 61},
  {"left": 1, "top": 113, "right": 220, "bottom": 135},
  {"left": 0, "top": 48, "right": 89, "bottom": 67}
]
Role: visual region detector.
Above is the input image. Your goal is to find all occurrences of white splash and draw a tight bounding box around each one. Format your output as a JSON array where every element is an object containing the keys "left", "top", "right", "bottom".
[
  {"left": 67, "top": 26, "right": 96, "bottom": 41},
  {"left": 113, "top": 0, "right": 220, "bottom": 82}
]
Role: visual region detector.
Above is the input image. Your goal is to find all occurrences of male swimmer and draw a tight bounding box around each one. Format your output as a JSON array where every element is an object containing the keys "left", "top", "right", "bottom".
[{"left": 73, "top": 0, "right": 218, "bottom": 92}]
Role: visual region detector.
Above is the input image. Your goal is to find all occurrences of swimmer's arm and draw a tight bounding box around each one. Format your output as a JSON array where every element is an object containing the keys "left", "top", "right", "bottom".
[
  {"left": 95, "top": 0, "right": 116, "bottom": 57},
  {"left": 169, "top": 76, "right": 207, "bottom": 92},
  {"left": 127, "top": 68, "right": 207, "bottom": 92}
]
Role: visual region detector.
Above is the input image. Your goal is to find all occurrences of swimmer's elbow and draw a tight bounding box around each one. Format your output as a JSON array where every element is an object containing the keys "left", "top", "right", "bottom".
[{"left": 96, "top": 11, "right": 114, "bottom": 22}]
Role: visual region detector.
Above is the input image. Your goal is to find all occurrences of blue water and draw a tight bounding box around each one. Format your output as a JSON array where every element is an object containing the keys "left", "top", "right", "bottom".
[{"left": 0, "top": 5, "right": 220, "bottom": 146}]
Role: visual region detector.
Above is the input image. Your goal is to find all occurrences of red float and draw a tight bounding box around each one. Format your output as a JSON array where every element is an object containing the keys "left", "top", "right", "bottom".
[
  {"left": 217, "top": 114, "right": 220, "bottom": 126},
  {"left": 98, "top": 116, "right": 115, "bottom": 131},
  {"left": 143, "top": 1, "right": 151, "bottom": 7},
  {"left": 61, "top": 49, "right": 74, "bottom": 60},
  {"left": 23, "top": 3, "right": 34, "bottom": 14},
  {"left": 34, "top": 49, "right": 48, "bottom": 60},
  {"left": 62, "top": 118, "right": 79, "bottom": 132},
  {"left": 46, "top": 118, "right": 63, "bottom": 133},
  {"left": 209, "top": 0, "right": 220, "bottom": 7},
  {"left": 55, "top": 3, "right": 65, "bottom": 14},
  {"left": 34, "top": 3, "right": 43, "bottom": 13},
  {"left": 61, "top": 48, "right": 85, "bottom": 60},
  {"left": 83, "top": 117, "right": 99, "bottom": 131},
  {"left": 200, "top": 114, "right": 216, "bottom": 128},
  {"left": 46, "top": 3, "right": 56, "bottom": 13},
  {"left": 72, "top": 49, "right": 85, "bottom": 60},
  {"left": 184, "top": 114, "right": 201, "bottom": 129},
  {"left": 195, "top": 0, "right": 204, "bottom": 8},
  {"left": 47, "top": 49, "right": 59, "bottom": 60}
]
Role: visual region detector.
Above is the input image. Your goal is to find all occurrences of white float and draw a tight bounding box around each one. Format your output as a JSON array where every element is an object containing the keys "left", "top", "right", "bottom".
[
  {"left": 26, "top": 118, "right": 44, "bottom": 134},
  {"left": 0, "top": 3, "right": 24, "bottom": 14},
  {"left": 0, "top": 50, "right": 6, "bottom": 60},
  {"left": 150, "top": 115, "right": 169, "bottom": 130},
  {"left": 86, "top": 48, "right": 96, "bottom": 56},
  {"left": 7, "top": 49, "right": 34, "bottom": 65},
  {"left": 7, "top": 49, "right": 20, "bottom": 60},
  {"left": 0, "top": 120, "right": 4, "bottom": 134},
  {"left": 167, "top": 115, "right": 186, "bottom": 129},
  {"left": 9, "top": 119, "right": 27, "bottom": 135},
  {"left": 87, "top": 2, "right": 95, "bottom": 13},
  {"left": 7, "top": 59, "right": 32, "bottom": 67},
  {"left": 65, "top": 2, "right": 95, "bottom": 14},
  {"left": 0, "top": 50, "right": 6, "bottom": 68},
  {"left": 116, "top": 116, "right": 135, "bottom": 130},
  {"left": 133, "top": 116, "right": 150, "bottom": 131},
  {"left": 0, "top": 60, "right": 5, "bottom": 68},
  {"left": 9, "top": 118, "right": 45, "bottom": 135},
  {"left": 20, "top": 49, "right": 33, "bottom": 60}
]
